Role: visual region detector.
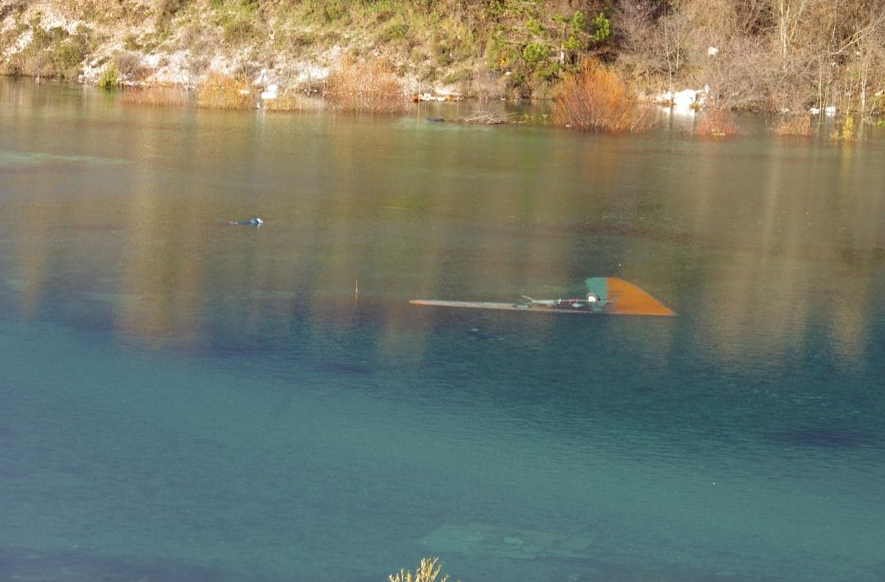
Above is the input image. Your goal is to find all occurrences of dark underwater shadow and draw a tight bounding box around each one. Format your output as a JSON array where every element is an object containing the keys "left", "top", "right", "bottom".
[
  {"left": 767, "top": 425, "right": 880, "bottom": 449},
  {"left": 0, "top": 547, "right": 220, "bottom": 582},
  {"left": 0, "top": 546, "right": 294, "bottom": 582}
]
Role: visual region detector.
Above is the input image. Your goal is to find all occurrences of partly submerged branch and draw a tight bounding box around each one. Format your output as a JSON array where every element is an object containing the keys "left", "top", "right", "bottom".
[{"left": 463, "top": 111, "right": 516, "bottom": 124}]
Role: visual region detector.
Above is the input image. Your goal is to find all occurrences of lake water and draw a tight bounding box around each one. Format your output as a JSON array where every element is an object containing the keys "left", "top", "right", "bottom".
[{"left": 1, "top": 78, "right": 884, "bottom": 582}]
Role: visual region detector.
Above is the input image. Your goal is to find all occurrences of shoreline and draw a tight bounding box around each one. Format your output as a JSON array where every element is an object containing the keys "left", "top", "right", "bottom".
[{"left": 3, "top": 0, "right": 884, "bottom": 118}]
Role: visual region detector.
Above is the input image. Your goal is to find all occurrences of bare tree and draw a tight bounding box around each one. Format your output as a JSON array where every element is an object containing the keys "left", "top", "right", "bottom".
[
  {"left": 773, "top": 0, "right": 814, "bottom": 68},
  {"left": 660, "top": 0, "right": 692, "bottom": 91},
  {"left": 614, "top": 0, "right": 661, "bottom": 84}
]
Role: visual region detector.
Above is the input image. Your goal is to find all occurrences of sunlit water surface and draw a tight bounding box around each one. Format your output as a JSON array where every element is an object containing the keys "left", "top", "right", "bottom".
[{"left": 1, "top": 79, "right": 884, "bottom": 582}]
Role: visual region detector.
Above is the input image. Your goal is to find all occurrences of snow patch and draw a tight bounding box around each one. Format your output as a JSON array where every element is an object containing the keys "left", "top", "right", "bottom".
[
  {"left": 2, "top": 29, "right": 32, "bottom": 58},
  {"left": 39, "top": 13, "right": 86, "bottom": 35},
  {"left": 656, "top": 87, "right": 710, "bottom": 110}
]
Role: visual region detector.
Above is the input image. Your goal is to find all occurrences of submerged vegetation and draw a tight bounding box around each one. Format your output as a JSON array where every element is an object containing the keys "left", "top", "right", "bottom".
[
  {"left": 694, "top": 108, "right": 741, "bottom": 138},
  {"left": 2, "top": 0, "right": 884, "bottom": 128},
  {"left": 774, "top": 114, "right": 814, "bottom": 137},
  {"left": 389, "top": 557, "right": 456, "bottom": 582}
]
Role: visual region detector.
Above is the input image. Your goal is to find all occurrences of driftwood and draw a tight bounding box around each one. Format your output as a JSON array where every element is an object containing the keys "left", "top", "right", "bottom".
[{"left": 463, "top": 111, "right": 515, "bottom": 124}]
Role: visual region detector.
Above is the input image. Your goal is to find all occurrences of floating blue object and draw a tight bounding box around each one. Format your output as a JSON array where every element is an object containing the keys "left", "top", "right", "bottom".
[{"left": 230, "top": 217, "right": 263, "bottom": 226}]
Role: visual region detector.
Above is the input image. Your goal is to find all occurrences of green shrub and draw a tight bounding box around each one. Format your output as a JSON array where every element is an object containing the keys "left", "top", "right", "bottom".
[
  {"left": 51, "top": 39, "right": 85, "bottom": 80},
  {"left": 223, "top": 19, "right": 256, "bottom": 44},
  {"left": 379, "top": 22, "right": 408, "bottom": 43},
  {"left": 526, "top": 18, "right": 544, "bottom": 36},
  {"left": 29, "top": 24, "right": 55, "bottom": 50},
  {"left": 590, "top": 12, "right": 610, "bottom": 42},
  {"left": 98, "top": 65, "right": 118, "bottom": 90},
  {"left": 433, "top": 38, "right": 453, "bottom": 65},
  {"left": 323, "top": 3, "right": 345, "bottom": 22},
  {"left": 5, "top": 21, "right": 93, "bottom": 80},
  {"left": 442, "top": 69, "right": 469, "bottom": 84},
  {"left": 522, "top": 42, "right": 548, "bottom": 68}
]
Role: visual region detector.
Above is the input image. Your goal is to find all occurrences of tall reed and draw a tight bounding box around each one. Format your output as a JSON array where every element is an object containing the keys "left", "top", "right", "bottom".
[
  {"left": 324, "top": 59, "right": 407, "bottom": 114},
  {"left": 120, "top": 85, "right": 192, "bottom": 107}
]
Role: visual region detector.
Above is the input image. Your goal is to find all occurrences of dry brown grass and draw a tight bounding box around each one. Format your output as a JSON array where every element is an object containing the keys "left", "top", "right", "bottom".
[
  {"left": 120, "top": 85, "right": 192, "bottom": 107},
  {"left": 324, "top": 58, "right": 407, "bottom": 114},
  {"left": 552, "top": 59, "right": 656, "bottom": 133},
  {"left": 261, "top": 89, "right": 327, "bottom": 112},
  {"left": 695, "top": 108, "right": 741, "bottom": 138},
  {"left": 196, "top": 72, "right": 253, "bottom": 109}
]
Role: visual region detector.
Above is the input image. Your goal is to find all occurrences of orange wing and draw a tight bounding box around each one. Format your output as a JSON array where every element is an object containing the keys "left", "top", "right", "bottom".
[{"left": 606, "top": 277, "right": 676, "bottom": 316}]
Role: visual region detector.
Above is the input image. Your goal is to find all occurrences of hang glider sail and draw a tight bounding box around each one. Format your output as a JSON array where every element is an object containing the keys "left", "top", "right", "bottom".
[{"left": 410, "top": 277, "right": 676, "bottom": 316}]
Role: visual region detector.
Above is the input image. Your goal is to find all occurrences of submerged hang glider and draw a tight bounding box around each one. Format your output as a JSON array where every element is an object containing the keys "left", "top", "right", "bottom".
[{"left": 410, "top": 277, "right": 676, "bottom": 316}]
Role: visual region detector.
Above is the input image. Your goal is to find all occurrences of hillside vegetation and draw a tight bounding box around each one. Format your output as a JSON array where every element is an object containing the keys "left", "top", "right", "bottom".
[{"left": 2, "top": 0, "right": 885, "bottom": 117}]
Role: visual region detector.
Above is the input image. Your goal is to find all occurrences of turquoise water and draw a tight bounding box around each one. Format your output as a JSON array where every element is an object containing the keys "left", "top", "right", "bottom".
[{"left": 1, "top": 78, "right": 884, "bottom": 582}]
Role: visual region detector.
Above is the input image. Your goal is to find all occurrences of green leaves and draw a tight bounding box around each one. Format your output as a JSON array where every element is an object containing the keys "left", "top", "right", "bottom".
[
  {"left": 522, "top": 42, "right": 548, "bottom": 67},
  {"left": 570, "top": 11, "right": 587, "bottom": 34},
  {"left": 590, "top": 12, "right": 610, "bottom": 43}
]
